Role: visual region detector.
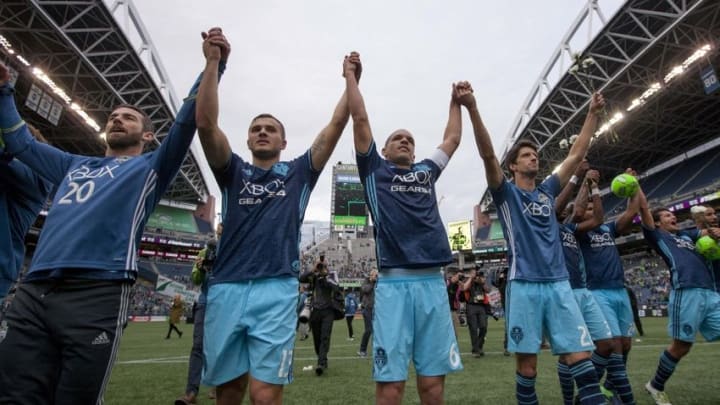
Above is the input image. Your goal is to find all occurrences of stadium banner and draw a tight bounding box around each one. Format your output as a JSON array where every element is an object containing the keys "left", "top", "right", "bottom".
[
  {"left": 147, "top": 205, "right": 199, "bottom": 234},
  {"left": 25, "top": 84, "right": 42, "bottom": 111},
  {"left": 332, "top": 215, "right": 367, "bottom": 226},
  {"left": 155, "top": 275, "right": 199, "bottom": 303},
  {"left": 701, "top": 65, "right": 720, "bottom": 95},
  {"left": 632, "top": 190, "right": 720, "bottom": 224},
  {"left": 448, "top": 220, "right": 472, "bottom": 251},
  {"left": 128, "top": 315, "right": 167, "bottom": 322}
]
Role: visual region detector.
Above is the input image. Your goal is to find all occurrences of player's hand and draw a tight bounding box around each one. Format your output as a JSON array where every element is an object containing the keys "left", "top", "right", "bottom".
[
  {"left": 625, "top": 167, "right": 638, "bottom": 177},
  {"left": 201, "top": 27, "right": 230, "bottom": 62},
  {"left": 589, "top": 92, "right": 605, "bottom": 114},
  {"left": 343, "top": 51, "right": 362, "bottom": 83},
  {"left": 453, "top": 81, "right": 476, "bottom": 109},
  {"left": 585, "top": 169, "right": 600, "bottom": 187},
  {"left": 708, "top": 227, "right": 720, "bottom": 239},
  {"left": 575, "top": 159, "right": 590, "bottom": 177}
]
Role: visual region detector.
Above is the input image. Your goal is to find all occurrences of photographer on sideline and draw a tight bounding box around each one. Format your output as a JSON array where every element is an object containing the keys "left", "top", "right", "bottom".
[
  {"left": 357, "top": 268, "right": 378, "bottom": 358},
  {"left": 461, "top": 267, "right": 491, "bottom": 357},
  {"left": 176, "top": 224, "right": 222, "bottom": 405},
  {"left": 299, "top": 256, "right": 340, "bottom": 376}
]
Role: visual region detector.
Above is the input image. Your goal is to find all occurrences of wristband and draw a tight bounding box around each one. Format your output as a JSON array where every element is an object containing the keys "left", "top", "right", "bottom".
[
  {"left": 1, "top": 119, "right": 25, "bottom": 134},
  {"left": 591, "top": 187, "right": 600, "bottom": 197},
  {"left": 569, "top": 175, "right": 579, "bottom": 185}
]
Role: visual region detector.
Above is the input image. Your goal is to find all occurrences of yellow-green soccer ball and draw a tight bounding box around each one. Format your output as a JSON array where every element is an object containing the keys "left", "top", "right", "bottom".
[
  {"left": 611, "top": 173, "right": 639, "bottom": 198},
  {"left": 696, "top": 236, "right": 720, "bottom": 261}
]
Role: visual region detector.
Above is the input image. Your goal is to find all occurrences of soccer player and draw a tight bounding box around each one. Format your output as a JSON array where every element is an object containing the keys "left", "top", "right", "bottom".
[
  {"left": 0, "top": 125, "right": 52, "bottom": 300},
  {"left": 472, "top": 86, "right": 606, "bottom": 404},
  {"left": 195, "top": 46, "right": 359, "bottom": 404},
  {"left": 345, "top": 53, "right": 463, "bottom": 405},
  {"left": 575, "top": 170, "right": 641, "bottom": 404},
  {"left": 635, "top": 188, "right": 720, "bottom": 405},
  {"left": 690, "top": 205, "right": 719, "bottom": 292},
  {"left": 555, "top": 166, "right": 616, "bottom": 405},
  {"left": 0, "top": 29, "right": 228, "bottom": 404}
]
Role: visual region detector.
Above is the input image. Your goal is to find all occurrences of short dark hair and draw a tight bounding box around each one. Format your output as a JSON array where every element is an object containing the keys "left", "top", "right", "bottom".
[
  {"left": 111, "top": 104, "right": 154, "bottom": 132},
  {"left": 651, "top": 207, "right": 670, "bottom": 223},
  {"left": 251, "top": 113, "right": 286, "bottom": 139},
  {"left": 506, "top": 140, "right": 538, "bottom": 167}
]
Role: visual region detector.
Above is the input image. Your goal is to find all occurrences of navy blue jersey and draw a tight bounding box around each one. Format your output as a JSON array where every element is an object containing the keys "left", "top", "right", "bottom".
[
  {"left": 577, "top": 221, "right": 625, "bottom": 289},
  {"left": 642, "top": 226, "right": 714, "bottom": 290},
  {"left": 209, "top": 152, "right": 320, "bottom": 284},
  {"left": 560, "top": 223, "right": 586, "bottom": 289},
  {"left": 491, "top": 175, "right": 567, "bottom": 282},
  {"left": 1, "top": 73, "right": 205, "bottom": 281},
  {"left": 356, "top": 142, "right": 451, "bottom": 270},
  {"left": 0, "top": 156, "right": 52, "bottom": 296},
  {"left": 687, "top": 228, "right": 720, "bottom": 291}
]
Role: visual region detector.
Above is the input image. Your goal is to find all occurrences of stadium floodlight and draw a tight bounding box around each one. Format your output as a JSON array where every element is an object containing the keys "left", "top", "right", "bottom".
[
  {"left": 627, "top": 82, "right": 662, "bottom": 112},
  {"left": 664, "top": 44, "right": 712, "bottom": 84},
  {"left": 16, "top": 55, "right": 30, "bottom": 67},
  {"left": 0, "top": 35, "right": 12, "bottom": 52},
  {"left": 32, "top": 67, "right": 72, "bottom": 104},
  {"left": 70, "top": 102, "right": 101, "bottom": 132},
  {"left": 1, "top": 35, "right": 102, "bottom": 133},
  {"left": 595, "top": 112, "right": 624, "bottom": 136}
]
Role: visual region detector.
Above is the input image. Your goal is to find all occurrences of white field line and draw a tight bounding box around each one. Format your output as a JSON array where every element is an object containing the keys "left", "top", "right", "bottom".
[{"left": 116, "top": 341, "right": 718, "bottom": 365}]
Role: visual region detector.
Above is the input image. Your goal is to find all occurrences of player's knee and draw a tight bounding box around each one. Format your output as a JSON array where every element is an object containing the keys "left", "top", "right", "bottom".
[
  {"left": 669, "top": 340, "right": 692, "bottom": 359},
  {"left": 595, "top": 338, "right": 615, "bottom": 355}
]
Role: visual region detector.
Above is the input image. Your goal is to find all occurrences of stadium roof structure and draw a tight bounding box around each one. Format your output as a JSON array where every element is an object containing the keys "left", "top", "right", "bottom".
[
  {"left": 0, "top": 0, "right": 209, "bottom": 204},
  {"left": 481, "top": 0, "right": 720, "bottom": 211}
]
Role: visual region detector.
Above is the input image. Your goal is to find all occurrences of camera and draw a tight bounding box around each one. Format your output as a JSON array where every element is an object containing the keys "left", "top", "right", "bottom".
[
  {"left": 299, "top": 296, "right": 312, "bottom": 323},
  {"left": 201, "top": 239, "right": 217, "bottom": 272}
]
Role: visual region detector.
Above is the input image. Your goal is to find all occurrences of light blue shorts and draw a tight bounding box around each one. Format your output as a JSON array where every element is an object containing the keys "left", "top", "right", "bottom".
[
  {"left": 668, "top": 288, "right": 720, "bottom": 343},
  {"left": 203, "top": 277, "right": 298, "bottom": 386},
  {"left": 506, "top": 280, "right": 595, "bottom": 355},
  {"left": 372, "top": 268, "right": 463, "bottom": 381},
  {"left": 591, "top": 288, "right": 634, "bottom": 337},
  {"left": 573, "top": 288, "right": 612, "bottom": 342}
]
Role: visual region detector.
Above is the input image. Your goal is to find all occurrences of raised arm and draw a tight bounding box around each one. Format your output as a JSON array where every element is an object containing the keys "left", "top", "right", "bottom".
[
  {"left": 0, "top": 62, "right": 72, "bottom": 184},
  {"left": 460, "top": 82, "right": 504, "bottom": 189},
  {"left": 309, "top": 53, "right": 361, "bottom": 171},
  {"left": 345, "top": 52, "right": 373, "bottom": 155},
  {"left": 196, "top": 28, "right": 232, "bottom": 170},
  {"left": 574, "top": 170, "right": 604, "bottom": 233},
  {"left": 615, "top": 168, "right": 641, "bottom": 234},
  {"left": 460, "top": 270, "right": 475, "bottom": 291},
  {"left": 555, "top": 160, "right": 589, "bottom": 216},
  {"left": 557, "top": 93, "right": 605, "bottom": 185},
  {"left": 437, "top": 84, "right": 462, "bottom": 158},
  {"left": 637, "top": 186, "right": 654, "bottom": 230}
]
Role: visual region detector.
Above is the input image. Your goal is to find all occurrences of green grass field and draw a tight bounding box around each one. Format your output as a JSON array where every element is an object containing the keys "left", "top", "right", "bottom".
[{"left": 106, "top": 317, "right": 719, "bottom": 404}]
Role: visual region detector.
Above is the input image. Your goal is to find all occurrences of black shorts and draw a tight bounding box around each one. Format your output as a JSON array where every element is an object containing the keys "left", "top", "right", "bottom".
[{"left": 0, "top": 279, "right": 131, "bottom": 405}]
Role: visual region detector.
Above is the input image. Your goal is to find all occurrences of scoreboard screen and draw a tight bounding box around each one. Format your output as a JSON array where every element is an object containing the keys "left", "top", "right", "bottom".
[{"left": 333, "top": 174, "right": 367, "bottom": 226}]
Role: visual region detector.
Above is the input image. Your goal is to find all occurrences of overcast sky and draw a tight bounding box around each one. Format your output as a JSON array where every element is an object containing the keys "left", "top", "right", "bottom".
[{"left": 132, "top": 0, "right": 623, "bottom": 226}]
